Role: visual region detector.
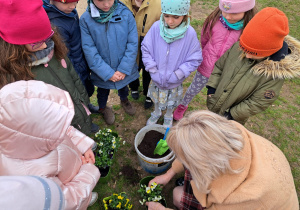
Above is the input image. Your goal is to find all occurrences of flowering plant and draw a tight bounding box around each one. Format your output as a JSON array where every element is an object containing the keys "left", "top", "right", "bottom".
[
  {"left": 138, "top": 182, "right": 164, "bottom": 205},
  {"left": 94, "top": 128, "right": 123, "bottom": 168},
  {"left": 103, "top": 192, "right": 133, "bottom": 210}
]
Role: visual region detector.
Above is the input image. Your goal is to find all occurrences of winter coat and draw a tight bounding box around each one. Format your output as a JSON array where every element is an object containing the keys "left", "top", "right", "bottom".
[
  {"left": 80, "top": 2, "right": 139, "bottom": 90},
  {"left": 141, "top": 21, "right": 203, "bottom": 90},
  {"left": 206, "top": 35, "right": 300, "bottom": 124},
  {"left": 0, "top": 176, "right": 64, "bottom": 210},
  {"left": 169, "top": 121, "right": 299, "bottom": 210},
  {"left": 120, "top": 0, "right": 161, "bottom": 65},
  {"left": 31, "top": 55, "right": 92, "bottom": 135},
  {"left": 199, "top": 19, "right": 241, "bottom": 78},
  {"left": 43, "top": 0, "right": 90, "bottom": 83},
  {"left": 0, "top": 80, "right": 100, "bottom": 210}
]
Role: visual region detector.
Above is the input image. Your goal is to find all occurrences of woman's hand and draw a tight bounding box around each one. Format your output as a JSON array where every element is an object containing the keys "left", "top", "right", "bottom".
[
  {"left": 84, "top": 148, "right": 95, "bottom": 164},
  {"left": 146, "top": 202, "right": 165, "bottom": 210},
  {"left": 148, "top": 168, "right": 176, "bottom": 187}
]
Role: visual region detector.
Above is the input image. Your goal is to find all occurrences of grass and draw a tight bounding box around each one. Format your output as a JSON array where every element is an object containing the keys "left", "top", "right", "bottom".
[{"left": 86, "top": 0, "right": 300, "bottom": 209}]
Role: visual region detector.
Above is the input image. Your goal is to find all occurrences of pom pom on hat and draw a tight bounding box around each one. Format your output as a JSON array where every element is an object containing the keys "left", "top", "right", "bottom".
[
  {"left": 240, "top": 7, "right": 289, "bottom": 57},
  {"left": 161, "top": 0, "right": 190, "bottom": 16},
  {"left": 0, "top": 0, "right": 52, "bottom": 45},
  {"left": 219, "top": 0, "right": 255, "bottom": 14}
]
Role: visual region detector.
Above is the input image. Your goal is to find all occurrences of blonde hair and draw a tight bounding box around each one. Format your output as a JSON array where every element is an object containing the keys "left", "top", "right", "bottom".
[{"left": 167, "top": 110, "right": 245, "bottom": 193}]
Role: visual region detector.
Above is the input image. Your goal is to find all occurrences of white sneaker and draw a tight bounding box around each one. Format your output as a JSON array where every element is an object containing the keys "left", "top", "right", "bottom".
[
  {"left": 146, "top": 112, "right": 161, "bottom": 125},
  {"left": 163, "top": 115, "right": 173, "bottom": 128},
  {"left": 88, "top": 192, "right": 98, "bottom": 207}
]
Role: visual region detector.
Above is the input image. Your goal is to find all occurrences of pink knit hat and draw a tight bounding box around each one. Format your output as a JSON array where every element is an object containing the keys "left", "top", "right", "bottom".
[
  {"left": 0, "top": 0, "right": 52, "bottom": 45},
  {"left": 219, "top": 0, "right": 255, "bottom": 13}
]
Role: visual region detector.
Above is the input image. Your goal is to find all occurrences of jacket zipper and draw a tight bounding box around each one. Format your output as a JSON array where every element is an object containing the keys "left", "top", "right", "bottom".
[
  {"left": 163, "top": 44, "right": 170, "bottom": 88},
  {"left": 142, "top": 14, "right": 148, "bottom": 33}
]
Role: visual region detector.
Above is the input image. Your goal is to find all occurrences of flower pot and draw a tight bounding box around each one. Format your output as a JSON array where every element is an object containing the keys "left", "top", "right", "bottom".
[
  {"left": 135, "top": 124, "right": 175, "bottom": 174},
  {"left": 99, "top": 166, "right": 111, "bottom": 184},
  {"left": 94, "top": 149, "right": 115, "bottom": 183},
  {"left": 139, "top": 176, "right": 155, "bottom": 186},
  {"left": 139, "top": 176, "right": 167, "bottom": 209}
]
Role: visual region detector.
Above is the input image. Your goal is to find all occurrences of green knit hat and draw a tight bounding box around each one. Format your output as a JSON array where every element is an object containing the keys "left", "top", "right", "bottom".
[{"left": 161, "top": 0, "right": 190, "bottom": 16}]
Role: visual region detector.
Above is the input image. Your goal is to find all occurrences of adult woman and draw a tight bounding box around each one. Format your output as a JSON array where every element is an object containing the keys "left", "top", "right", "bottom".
[{"left": 147, "top": 110, "right": 298, "bottom": 209}]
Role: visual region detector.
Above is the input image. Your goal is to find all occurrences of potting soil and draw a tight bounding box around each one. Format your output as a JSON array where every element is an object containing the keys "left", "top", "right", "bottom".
[{"left": 138, "top": 130, "right": 170, "bottom": 158}]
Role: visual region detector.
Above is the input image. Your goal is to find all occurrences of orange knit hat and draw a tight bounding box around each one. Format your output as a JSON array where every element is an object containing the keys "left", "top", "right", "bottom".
[{"left": 240, "top": 7, "right": 289, "bottom": 57}]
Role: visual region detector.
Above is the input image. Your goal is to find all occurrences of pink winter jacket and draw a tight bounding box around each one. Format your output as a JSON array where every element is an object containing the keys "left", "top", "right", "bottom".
[
  {"left": 198, "top": 19, "right": 241, "bottom": 78},
  {"left": 0, "top": 80, "right": 100, "bottom": 210}
]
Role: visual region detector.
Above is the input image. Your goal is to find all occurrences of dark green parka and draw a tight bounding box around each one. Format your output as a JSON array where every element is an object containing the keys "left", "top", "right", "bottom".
[
  {"left": 207, "top": 35, "right": 300, "bottom": 124},
  {"left": 32, "top": 56, "right": 92, "bottom": 135}
]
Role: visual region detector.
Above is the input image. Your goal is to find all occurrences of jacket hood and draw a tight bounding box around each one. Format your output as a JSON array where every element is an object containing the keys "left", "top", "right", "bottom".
[
  {"left": 43, "top": 0, "right": 77, "bottom": 19},
  {"left": 0, "top": 80, "right": 75, "bottom": 159},
  {"left": 251, "top": 35, "right": 300, "bottom": 79}
]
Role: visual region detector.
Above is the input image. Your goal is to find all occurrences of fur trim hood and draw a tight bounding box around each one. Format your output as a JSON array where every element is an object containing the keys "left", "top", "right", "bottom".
[{"left": 251, "top": 35, "right": 300, "bottom": 79}]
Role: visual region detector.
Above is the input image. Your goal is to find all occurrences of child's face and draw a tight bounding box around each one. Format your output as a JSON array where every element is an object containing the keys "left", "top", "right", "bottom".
[
  {"left": 222, "top": 11, "right": 245, "bottom": 24},
  {"left": 245, "top": 53, "right": 265, "bottom": 60},
  {"left": 25, "top": 43, "right": 47, "bottom": 52},
  {"left": 163, "top": 13, "right": 184, "bottom": 29},
  {"left": 93, "top": 0, "right": 115, "bottom": 12},
  {"left": 52, "top": 1, "right": 78, "bottom": 14}
]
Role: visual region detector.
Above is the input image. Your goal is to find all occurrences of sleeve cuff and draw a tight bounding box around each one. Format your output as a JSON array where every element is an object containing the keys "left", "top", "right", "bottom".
[
  {"left": 174, "top": 69, "right": 185, "bottom": 80},
  {"left": 148, "top": 67, "right": 158, "bottom": 73},
  {"left": 206, "top": 86, "right": 216, "bottom": 95}
]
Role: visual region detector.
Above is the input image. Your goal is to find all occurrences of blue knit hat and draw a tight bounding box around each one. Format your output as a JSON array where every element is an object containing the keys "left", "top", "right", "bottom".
[{"left": 161, "top": 0, "right": 190, "bottom": 16}]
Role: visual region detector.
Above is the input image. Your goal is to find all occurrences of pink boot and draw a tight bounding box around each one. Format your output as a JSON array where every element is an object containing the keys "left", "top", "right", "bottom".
[{"left": 173, "top": 104, "right": 188, "bottom": 121}]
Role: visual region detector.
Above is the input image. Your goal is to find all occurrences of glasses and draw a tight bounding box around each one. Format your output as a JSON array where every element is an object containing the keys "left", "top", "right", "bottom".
[{"left": 29, "top": 30, "right": 54, "bottom": 50}]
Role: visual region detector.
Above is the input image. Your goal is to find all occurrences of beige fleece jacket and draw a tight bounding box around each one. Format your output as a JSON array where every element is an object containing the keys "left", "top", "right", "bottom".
[{"left": 168, "top": 121, "right": 299, "bottom": 210}]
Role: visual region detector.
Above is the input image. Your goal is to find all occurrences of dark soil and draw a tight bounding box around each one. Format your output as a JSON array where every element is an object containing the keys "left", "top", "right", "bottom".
[
  {"left": 138, "top": 130, "right": 170, "bottom": 158},
  {"left": 120, "top": 165, "right": 140, "bottom": 185}
]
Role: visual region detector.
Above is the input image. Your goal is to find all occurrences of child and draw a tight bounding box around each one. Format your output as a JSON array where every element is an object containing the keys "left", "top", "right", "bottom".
[
  {"left": 121, "top": 0, "right": 161, "bottom": 109},
  {"left": 43, "top": 0, "right": 99, "bottom": 113},
  {"left": 0, "top": 80, "right": 100, "bottom": 209},
  {"left": 206, "top": 7, "right": 300, "bottom": 124},
  {"left": 0, "top": 176, "right": 64, "bottom": 210},
  {"left": 80, "top": 0, "right": 139, "bottom": 125},
  {"left": 173, "top": 0, "right": 257, "bottom": 121},
  {"left": 0, "top": 0, "right": 98, "bottom": 135},
  {"left": 141, "top": 0, "right": 203, "bottom": 128}
]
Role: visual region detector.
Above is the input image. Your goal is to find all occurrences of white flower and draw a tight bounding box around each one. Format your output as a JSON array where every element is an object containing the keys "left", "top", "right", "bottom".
[
  {"left": 107, "top": 129, "right": 112, "bottom": 132},
  {"left": 99, "top": 142, "right": 103, "bottom": 146},
  {"left": 98, "top": 150, "right": 102, "bottom": 154},
  {"left": 139, "top": 200, "right": 144, "bottom": 205},
  {"left": 123, "top": 141, "right": 126, "bottom": 145}
]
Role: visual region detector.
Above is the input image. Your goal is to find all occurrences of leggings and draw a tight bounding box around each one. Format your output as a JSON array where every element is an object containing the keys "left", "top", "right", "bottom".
[{"left": 181, "top": 71, "right": 209, "bottom": 106}]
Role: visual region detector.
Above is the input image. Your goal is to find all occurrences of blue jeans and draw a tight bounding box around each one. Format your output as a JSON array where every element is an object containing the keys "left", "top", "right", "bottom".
[{"left": 97, "top": 86, "right": 129, "bottom": 109}]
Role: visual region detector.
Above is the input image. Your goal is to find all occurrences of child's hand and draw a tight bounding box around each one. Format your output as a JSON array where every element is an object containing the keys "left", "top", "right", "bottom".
[
  {"left": 84, "top": 148, "right": 95, "bottom": 164},
  {"left": 81, "top": 156, "right": 87, "bottom": 165},
  {"left": 109, "top": 73, "right": 121, "bottom": 82},
  {"left": 115, "top": 71, "right": 126, "bottom": 80}
]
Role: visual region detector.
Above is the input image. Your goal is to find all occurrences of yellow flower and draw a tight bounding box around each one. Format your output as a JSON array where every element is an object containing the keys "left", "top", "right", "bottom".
[
  {"left": 118, "top": 195, "right": 124, "bottom": 200},
  {"left": 125, "top": 199, "right": 129, "bottom": 205},
  {"left": 109, "top": 199, "right": 112, "bottom": 203},
  {"left": 103, "top": 199, "right": 106, "bottom": 204},
  {"left": 113, "top": 193, "right": 118, "bottom": 196},
  {"left": 104, "top": 204, "right": 108, "bottom": 210},
  {"left": 146, "top": 187, "right": 151, "bottom": 194},
  {"left": 116, "top": 202, "right": 121, "bottom": 208},
  {"left": 128, "top": 204, "right": 133, "bottom": 209}
]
